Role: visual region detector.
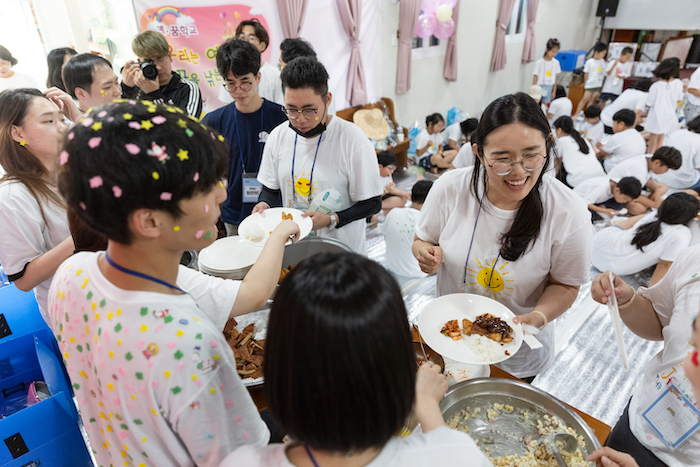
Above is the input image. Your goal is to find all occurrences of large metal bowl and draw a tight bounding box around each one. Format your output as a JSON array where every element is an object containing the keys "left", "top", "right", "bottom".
[
  {"left": 440, "top": 378, "right": 600, "bottom": 461},
  {"left": 282, "top": 235, "right": 354, "bottom": 267}
]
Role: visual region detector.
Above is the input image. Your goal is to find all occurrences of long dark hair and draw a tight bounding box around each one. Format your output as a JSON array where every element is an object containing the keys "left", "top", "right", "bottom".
[
  {"left": 0, "top": 88, "right": 64, "bottom": 226},
  {"left": 553, "top": 116, "right": 589, "bottom": 154},
  {"left": 631, "top": 193, "right": 699, "bottom": 251},
  {"left": 472, "top": 93, "right": 555, "bottom": 261},
  {"left": 46, "top": 47, "right": 77, "bottom": 91}
]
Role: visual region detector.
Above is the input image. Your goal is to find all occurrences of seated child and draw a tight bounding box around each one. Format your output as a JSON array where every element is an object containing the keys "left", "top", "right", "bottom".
[
  {"left": 453, "top": 129, "right": 478, "bottom": 169},
  {"left": 606, "top": 146, "right": 681, "bottom": 214},
  {"left": 442, "top": 117, "right": 478, "bottom": 151},
  {"left": 415, "top": 113, "right": 457, "bottom": 173},
  {"left": 595, "top": 109, "right": 646, "bottom": 172},
  {"left": 382, "top": 180, "right": 433, "bottom": 278},
  {"left": 654, "top": 117, "right": 700, "bottom": 194},
  {"left": 592, "top": 193, "right": 698, "bottom": 286},
  {"left": 50, "top": 101, "right": 300, "bottom": 465},
  {"left": 546, "top": 85, "right": 573, "bottom": 127},
  {"left": 370, "top": 151, "right": 410, "bottom": 223},
  {"left": 580, "top": 104, "right": 604, "bottom": 147},
  {"left": 553, "top": 116, "right": 604, "bottom": 188},
  {"left": 574, "top": 175, "right": 642, "bottom": 219}
]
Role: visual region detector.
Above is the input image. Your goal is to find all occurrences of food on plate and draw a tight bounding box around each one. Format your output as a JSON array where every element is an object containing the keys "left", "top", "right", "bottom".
[
  {"left": 278, "top": 264, "right": 297, "bottom": 284},
  {"left": 447, "top": 405, "right": 589, "bottom": 467},
  {"left": 462, "top": 314, "right": 513, "bottom": 343},
  {"left": 241, "top": 222, "right": 266, "bottom": 244},
  {"left": 440, "top": 319, "right": 463, "bottom": 340},
  {"left": 281, "top": 211, "right": 294, "bottom": 221},
  {"left": 223, "top": 318, "right": 264, "bottom": 379}
]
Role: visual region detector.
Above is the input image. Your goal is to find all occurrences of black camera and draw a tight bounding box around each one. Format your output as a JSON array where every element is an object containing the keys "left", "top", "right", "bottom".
[{"left": 139, "top": 60, "right": 158, "bottom": 81}]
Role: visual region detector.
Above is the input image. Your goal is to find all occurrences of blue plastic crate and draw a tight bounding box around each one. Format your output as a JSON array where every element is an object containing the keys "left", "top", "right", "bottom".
[
  {"left": 0, "top": 285, "right": 59, "bottom": 359},
  {"left": 556, "top": 49, "right": 587, "bottom": 72}
]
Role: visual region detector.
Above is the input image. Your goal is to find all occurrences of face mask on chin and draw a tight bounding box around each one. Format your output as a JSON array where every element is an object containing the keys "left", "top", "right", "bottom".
[{"left": 289, "top": 119, "right": 326, "bottom": 138}]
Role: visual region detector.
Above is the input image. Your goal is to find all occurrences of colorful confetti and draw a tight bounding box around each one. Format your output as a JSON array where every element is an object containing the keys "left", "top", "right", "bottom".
[
  {"left": 193, "top": 172, "right": 200, "bottom": 182},
  {"left": 152, "top": 172, "right": 160, "bottom": 180},
  {"left": 141, "top": 120, "right": 154, "bottom": 130},
  {"left": 176, "top": 149, "right": 189, "bottom": 161},
  {"left": 81, "top": 118, "right": 94, "bottom": 127},
  {"left": 91, "top": 122, "right": 103, "bottom": 131},
  {"left": 125, "top": 144, "right": 140, "bottom": 155},
  {"left": 112, "top": 186, "right": 122, "bottom": 198},
  {"left": 80, "top": 202, "right": 87, "bottom": 210},
  {"left": 97, "top": 110, "right": 108, "bottom": 118},
  {"left": 89, "top": 176, "right": 103, "bottom": 189},
  {"left": 160, "top": 192, "right": 172, "bottom": 201},
  {"left": 173, "top": 226, "right": 180, "bottom": 231},
  {"left": 59, "top": 150, "right": 69, "bottom": 165},
  {"left": 123, "top": 113, "right": 133, "bottom": 120},
  {"left": 147, "top": 143, "right": 168, "bottom": 162},
  {"left": 185, "top": 129, "right": 194, "bottom": 137},
  {"left": 195, "top": 230, "right": 204, "bottom": 239},
  {"left": 151, "top": 116, "right": 167, "bottom": 125},
  {"left": 88, "top": 137, "right": 101, "bottom": 149},
  {"left": 128, "top": 122, "right": 141, "bottom": 130}
]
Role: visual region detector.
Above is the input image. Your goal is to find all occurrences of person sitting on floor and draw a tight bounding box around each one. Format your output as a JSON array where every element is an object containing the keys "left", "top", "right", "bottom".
[
  {"left": 370, "top": 150, "right": 409, "bottom": 223},
  {"left": 553, "top": 115, "right": 604, "bottom": 188},
  {"left": 580, "top": 104, "right": 604, "bottom": 148},
  {"left": 546, "top": 85, "right": 572, "bottom": 128},
  {"left": 382, "top": 180, "right": 433, "bottom": 278},
  {"left": 415, "top": 113, "right": 457, "bottom": 173},
  {"left": 595, "top": 109, "right": 647, "bottom": 172},
  {"left": 592, "top": 192, "right": 698, "bottom": 286},
  {"left": 442, "top": 117, "right": 477, "bottom": 151},
  {"left": 574, "top": 175, "right": 642, "bottom": 219},
  {"left": 653, "top": 116, "right": 700, "bottom": 197}
]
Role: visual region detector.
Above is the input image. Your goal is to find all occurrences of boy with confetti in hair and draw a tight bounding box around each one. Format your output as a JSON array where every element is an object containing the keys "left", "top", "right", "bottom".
[{"left": 49, "top": 100, "right": 299, "bottom": 465}]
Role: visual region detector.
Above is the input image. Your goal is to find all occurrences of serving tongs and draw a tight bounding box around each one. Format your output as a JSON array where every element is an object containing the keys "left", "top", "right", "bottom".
[{"left": 413, "top": 324, "right": 429, "bottom": 364}]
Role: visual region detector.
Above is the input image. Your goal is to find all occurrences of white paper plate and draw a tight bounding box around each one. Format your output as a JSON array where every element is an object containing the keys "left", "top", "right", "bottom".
[
  {"left": 198, "top": 236, "right": 263, "bottom": 272},
  {"left": 443, "top": 359, "right": 490, "bottom": 386},
  {"left": 417, "top": 294, "right": 523, "bottom": 365},
  {"left": 238, "top": 207, "right": 313, "bottom": 247}
]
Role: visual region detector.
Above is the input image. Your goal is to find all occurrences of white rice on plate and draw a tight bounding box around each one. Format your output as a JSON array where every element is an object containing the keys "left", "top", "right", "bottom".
[
  {"left": 241, "top": 222, "right": 266, "bottom": 244},
  {"left": 466, "top": 334, "right": 512, "bottom": 363}
]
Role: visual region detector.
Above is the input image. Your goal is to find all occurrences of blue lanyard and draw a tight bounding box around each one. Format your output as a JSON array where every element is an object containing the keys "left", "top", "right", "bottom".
[
  {"left": 462, "top": 190, "right": 501, "bottom": 292},
  {"left": 291, "top": 132, "right": 323, "bottom": 204},
  {"left": 304, "top": 445, "right": 321, "bottom": 467},
  {"left": 105, "top": 251, "right": 186, "bottom": 294},
  {"left": 233, "top": 103, "right": 265, "bottom": 174}
]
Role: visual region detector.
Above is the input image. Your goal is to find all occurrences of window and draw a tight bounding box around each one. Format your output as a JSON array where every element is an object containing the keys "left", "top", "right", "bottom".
[
  {"left": 506, "top": 0, "right": 528, "bottom": 43},
  {"left": 411, "top": 11, "right": 446, "bottom": 59}
]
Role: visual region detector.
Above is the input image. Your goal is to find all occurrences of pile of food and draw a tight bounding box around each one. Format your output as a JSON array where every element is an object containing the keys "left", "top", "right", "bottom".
[
  {"left": 241, "top": 223, "right": 266, "bottom": 244},
  {"left": 278, "top": 264, "right": 297, "bottom": 283},
  {"left": 223, "top": 318, "right": 264, "bottom": 380},
  {"left": 447, "top": 403, "right": 589, "bottom": 467},
  {"left": 441, "top": 314, "right": 513, "bottom": 343}
]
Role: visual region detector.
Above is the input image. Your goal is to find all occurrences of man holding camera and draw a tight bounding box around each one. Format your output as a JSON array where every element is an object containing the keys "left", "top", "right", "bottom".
[{"left": 121, "top": 30, "right": 202, "bottom": 118}]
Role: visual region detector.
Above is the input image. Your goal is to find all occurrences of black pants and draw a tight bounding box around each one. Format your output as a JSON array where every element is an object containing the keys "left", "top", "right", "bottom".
[{"left": 606, "top": 400, "right": 668, "bottom": 467}]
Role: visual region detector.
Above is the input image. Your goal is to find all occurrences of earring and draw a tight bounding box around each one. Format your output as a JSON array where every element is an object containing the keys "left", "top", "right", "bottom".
[{"left": 19, "top": 140, "right": 25, "bottom": 146}]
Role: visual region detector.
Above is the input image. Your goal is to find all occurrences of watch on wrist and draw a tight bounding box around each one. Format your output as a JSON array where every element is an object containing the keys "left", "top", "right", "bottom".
[{"left": 329, "top": 213, "right": 338, "bottom": 229}]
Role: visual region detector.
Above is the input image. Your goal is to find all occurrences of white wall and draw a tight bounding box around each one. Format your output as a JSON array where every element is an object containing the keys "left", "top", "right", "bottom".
[
  {"left": 604, "top": 0, "right": 700, "bottom": 31},
  {"left": 380, "top": 0, "right": 599, "bottom": 127}
]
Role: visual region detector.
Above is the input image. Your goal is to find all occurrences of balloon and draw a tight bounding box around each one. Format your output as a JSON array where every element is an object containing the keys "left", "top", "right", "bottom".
[
  {"left": 421, "top": 0, "right": 442, "bottom": 13},
  {"left": 434, "top": 18, "right": 455, "bottom": 40},
  {"left": 415, "top": 13, "right": 437, "bottom": 38},
  {"left": 435, "top": 5, "right": 453, "bottom": 22},
  {"left": 220, "top": 12, "right": 226, "bottom": 18}
]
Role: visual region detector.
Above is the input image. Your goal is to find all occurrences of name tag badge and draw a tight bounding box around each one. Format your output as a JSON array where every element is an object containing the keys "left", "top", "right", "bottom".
[
  {"left": 642, "top": 383, "right": 700, "bottom": 450},
  {"left": 242, "top": 173, "right": 262, "bottom": 204}
]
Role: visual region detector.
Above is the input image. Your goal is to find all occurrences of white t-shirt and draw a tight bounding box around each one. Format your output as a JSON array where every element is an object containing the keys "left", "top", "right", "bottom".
[
  {"left": 654, "top": 129, "right": 700, "bottom": 190},
  {"left": 573, "top": 176, "right": 612, "bottom": 205},
  {"left": 547, "top": 97, "right": 573, "bottom": 127},
  {"left": 591, "top": 212, "right": 692, "bottom": 275},
  {"left": 381, "top": 174, "right": 393, "bottom": 191},
  {"left": 601, "top": 60, "right": 633, "bottom": 96},
  {"left": 452, "top": 143, "right": 474, "bottom": 169},
  {"left": 441, "top": 122, "right": 464, "bottom": 147},
  {"left": 557, "top": 135, "right": 605, "bottom": 187},
  {"left": 415, "top": 168, "right": 592, "bottom": 377},
  {"left": 600, "top": 89, "right": 648, "bottom": 128},
  {"left": 0, "top": 70, "right": 41, "bottom": 92},
  {"left": 628, "top": 244, "right": 700, "bottom": 466},
  {"left": 0, "top": 180, "right": 69, "bottom": 323},
  {"left": 415, "top": 129, "right": 443, "bottom": 156},
  {"left": 645, "top": 79, "right": 684, "bottom": 136},
  {"left": 583, "top": 58, "right": 606, "bottom": 89},
  {"left": 218, "top": 62, "right": 284, "bottom": 106},
  {"left": 687, "top": 67, "right": 700, "bottom": 106},
  {"left": 602, "top": 128, "right": 647, "bottom": 172},
  {"left": 219, "top": 426, "right": 492, "bottom": 467},
  {"left": 258, "top": 116, "right": 382, "bottom": 254},
  {"left": 382, "top": 207, "right": 427, "bottom": 278},
  {"left": 581, "top": 120, "right": 605, "bottom": 147},
  {"left": 607, "top": 154, "right": 653, "bottom": 187},
  {"left": 48, "top": 252, "right": 269, "bottom": 467},
  {"left": 533, "top": 58, "right": 561, "bottom": 86}
]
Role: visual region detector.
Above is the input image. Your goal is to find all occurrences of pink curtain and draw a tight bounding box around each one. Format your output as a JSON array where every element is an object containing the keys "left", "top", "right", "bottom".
[
  {"left": 335, "top": 0, "right": 367, "bottom": 106},
  {"left": 443, "top": 0, "right": 461, "bottom": 81},
  {"left": 489, "top": 0, "right": 517, "bottom": 72},
  {"left": 521, "top": 0, "right": 540, "bottom": 63},
  {"left": 396, "top": 0, "right": 421, "bottom": 94},
  {"left": 276, "top": 0, "right": 309, "bottom": 39}
]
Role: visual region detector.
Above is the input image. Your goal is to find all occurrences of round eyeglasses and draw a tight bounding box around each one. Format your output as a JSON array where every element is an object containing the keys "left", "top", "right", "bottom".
[
  {"left": 485, "top": 154, "right": 546, "bottom": 176},
  {"left": 282, "top": 108, "right": 319, "bottom": 120},
  {"left": 222, "top": 81, "right": 253, "bottom": 93}
]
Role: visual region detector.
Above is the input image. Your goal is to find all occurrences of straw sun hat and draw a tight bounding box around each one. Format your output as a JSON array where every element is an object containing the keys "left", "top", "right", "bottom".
[{"left": 353, "top": 108, "right": 390, "bottom": 140}]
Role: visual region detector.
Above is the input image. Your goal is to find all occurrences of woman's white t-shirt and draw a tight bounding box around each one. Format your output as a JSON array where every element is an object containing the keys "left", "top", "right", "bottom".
[
  {"left": 547, "top": 97, "right": 573, "bottom": 127},
  {"left": 0, "top": 180, "right": 69, "bottom": 323},
  {"left": 0, "top": 71, "right": 41, "bottom": 92},
  {"left": 453, "top": 143, "right": 475, "bottom": 169},
  {"left": 591, "top": 212, "right": 692, "bottom": 275},
  {"left": 415, "top": 129, "right": 443, "bottom": 156},
  {"left": 533, "top": 58, "right": 561, "bottom": 86},
  {"left": 415, "top": 168, "right": 592, "bottom": 377},
  {"left": 645, "top": 79, "right": 684, "bottom": 136},
  {"left": 629, "top": 245, "right": 700, "bottom": 466},
  {"left": 219, "top": 426, "right": 492, "bottom": 467},
  {"left": 258, "top": 116, "right": 382, "bottom": 255},
  {"left": 557, "top": 135, "right": 605, "bottom": 187},
  {"left": 583, "top": 58, "right": 606, "bottom": 89},
  {"left": 654, "top": 129, "right": 700, "bottom": 190}
]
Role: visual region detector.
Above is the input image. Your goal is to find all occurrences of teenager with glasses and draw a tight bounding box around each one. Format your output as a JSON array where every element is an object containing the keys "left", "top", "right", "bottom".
[
  {"left": 253, "top": 57, "right": 382, "bottom": 255},
  {"left": 201, "top": 40, "right": 286, "bottom": 236},
  {"left": 413, "top": 93, "right": 593, "bottom": 382}
]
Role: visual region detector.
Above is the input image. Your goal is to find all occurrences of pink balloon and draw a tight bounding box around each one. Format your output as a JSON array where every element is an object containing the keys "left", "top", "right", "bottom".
[
  {"left": 415, "top": 13, "right": 437, "bottom": 38},
  {"left": 421, "top": 0, "right": 442, "bottom": 13},
  {"left": 434, "top": 18, "right": 455, "bottom": 40}
]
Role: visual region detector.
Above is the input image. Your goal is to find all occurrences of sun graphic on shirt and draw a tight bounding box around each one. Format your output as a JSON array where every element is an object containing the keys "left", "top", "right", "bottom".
[
  {"left": 464, "top": 256, "right": 515, "bottom": 301},
  {"left": 287, "top": 169, "right": 315, "bottom": 198}
]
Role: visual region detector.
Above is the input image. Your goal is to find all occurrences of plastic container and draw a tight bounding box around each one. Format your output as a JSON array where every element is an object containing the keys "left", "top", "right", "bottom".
[{"left": 556, "top": 50, "right": 587, "bottom": 72}]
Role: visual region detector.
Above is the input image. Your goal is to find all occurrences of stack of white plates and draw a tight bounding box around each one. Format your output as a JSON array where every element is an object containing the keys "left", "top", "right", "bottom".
[{"left": 198, "top": 236, "right": 263, "bottom": 280}]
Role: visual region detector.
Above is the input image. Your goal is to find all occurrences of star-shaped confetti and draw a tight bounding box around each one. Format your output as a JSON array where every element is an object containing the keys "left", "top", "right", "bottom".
[
  {"left": 176, "top": 149, "right": 189, "bottom": 161},
  {"left": 177, "top": 119, "right": 188, "bottom": 128},
  {"left": 141, "top": 120, "right": 154, "bottom": 130},
  {"left": 91, "top": 122, "right": 103, "bottom": 131},
  {"left": 123, "top": 113, "right": 133, "bottom": 120}
]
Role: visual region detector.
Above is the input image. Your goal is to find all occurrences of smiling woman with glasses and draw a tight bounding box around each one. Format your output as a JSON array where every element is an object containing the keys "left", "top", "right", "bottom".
[{"left": 413, "top": 92, "right": 593, "bottom": 382}]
